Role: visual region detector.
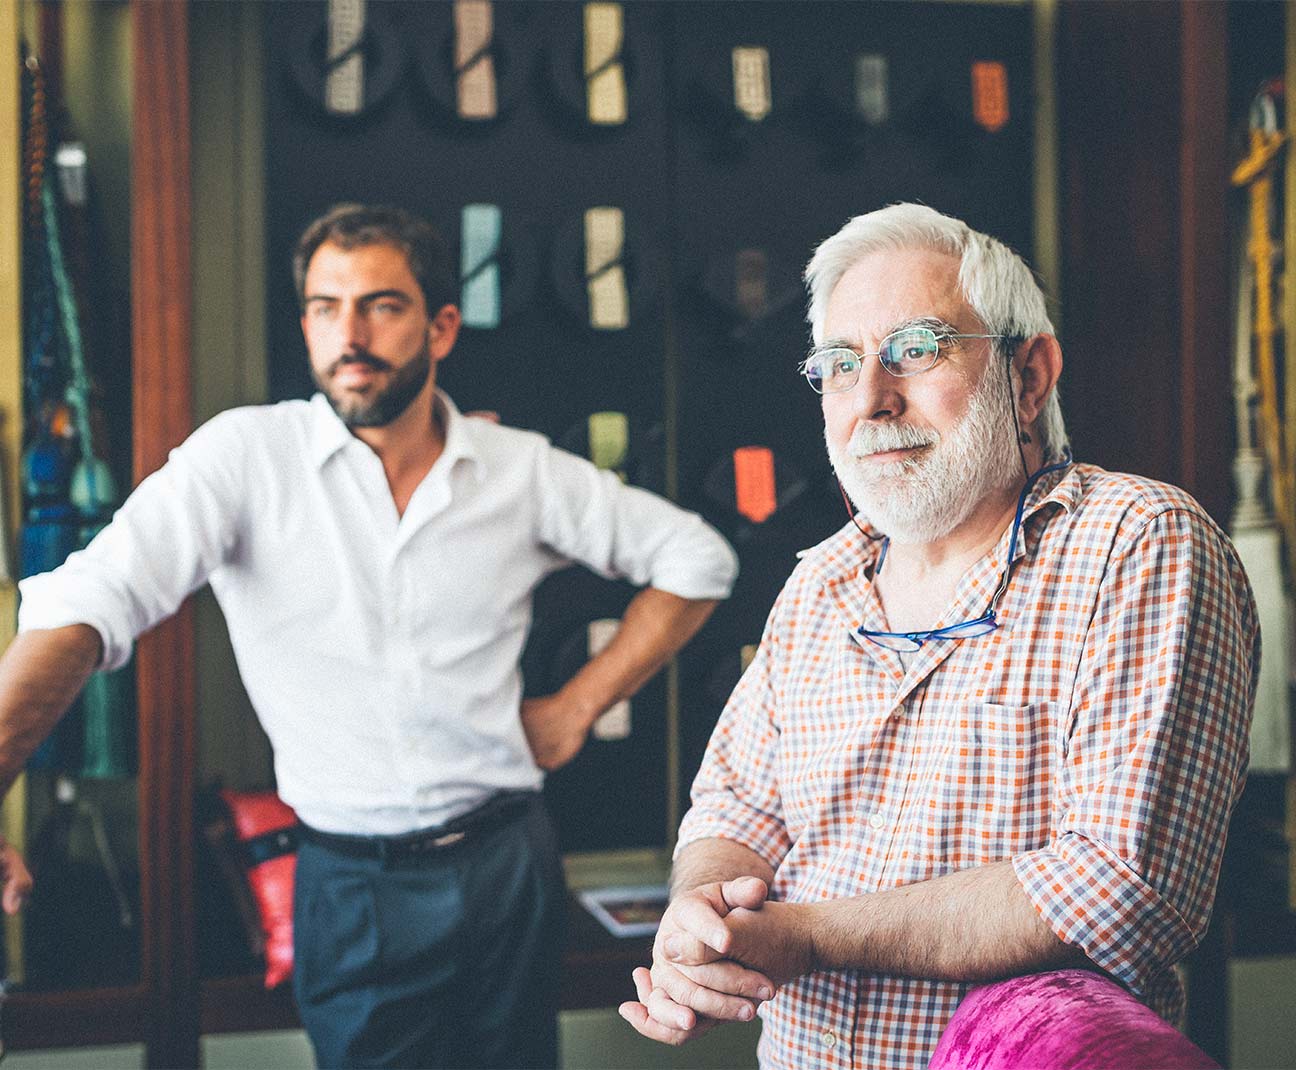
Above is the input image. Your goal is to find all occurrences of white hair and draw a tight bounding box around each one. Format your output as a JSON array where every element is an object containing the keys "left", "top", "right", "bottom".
[{"left": 804, "top": 203, "right": 1068, "bottom": 460}]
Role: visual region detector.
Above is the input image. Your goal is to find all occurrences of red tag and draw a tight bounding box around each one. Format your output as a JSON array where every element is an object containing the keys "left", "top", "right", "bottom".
[
  {"left": 733, "top": 446, "right": 777, "bottom": 524},
  {"left": 971, "top": 61, "right": 1009, "bottom": 133}
]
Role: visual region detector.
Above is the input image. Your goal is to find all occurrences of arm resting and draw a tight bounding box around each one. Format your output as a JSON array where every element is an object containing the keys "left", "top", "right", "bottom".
[
  {"left": 804, "top": 859, "right": 1088, "bottom": 982},
  {"left": 0, "top": 625, "right": 103, "bottom": 798}
]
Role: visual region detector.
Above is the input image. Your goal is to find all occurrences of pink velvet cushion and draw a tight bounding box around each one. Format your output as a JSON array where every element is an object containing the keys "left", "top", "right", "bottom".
[{"left": 928, "top": 969, "right": 1219, "bottom": 1070}]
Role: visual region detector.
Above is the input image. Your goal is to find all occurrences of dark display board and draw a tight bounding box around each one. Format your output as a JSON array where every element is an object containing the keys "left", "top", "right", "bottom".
[{"left": 263, "top": 1, "right": 1034, "bottom": 852}]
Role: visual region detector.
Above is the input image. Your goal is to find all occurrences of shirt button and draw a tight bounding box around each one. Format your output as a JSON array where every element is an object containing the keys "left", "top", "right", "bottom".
[
  {"left": 869, "top": 813, "right": 885, "bottom": 830},
  {"left": 822, "top": 1029, "right": 837, "bottom": 1049}
]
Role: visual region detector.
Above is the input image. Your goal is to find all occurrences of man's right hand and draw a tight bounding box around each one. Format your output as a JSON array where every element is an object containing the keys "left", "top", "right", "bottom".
[
  {"left": 620, "top": 876, "right": 776, "bottom": 1042},
  {"left": 0, "top": 840, "right": 32, "bottom": 914}
]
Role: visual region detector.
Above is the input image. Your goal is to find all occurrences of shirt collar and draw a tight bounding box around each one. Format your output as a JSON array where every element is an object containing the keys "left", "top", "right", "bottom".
[{"left": 308, "top": 389, "right": 486, "bottom": 482}]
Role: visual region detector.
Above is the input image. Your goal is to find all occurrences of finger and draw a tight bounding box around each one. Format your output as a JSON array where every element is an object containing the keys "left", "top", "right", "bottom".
[
  {"left": 653, "top": 960, "right": 758, "bottom": 1023},
  {"left": 632, "top": 966, "right": 654, "bottom": 1003},
  {"left": 720, "top": 875, "right": 770, "bottom": 911},
  {"left": 618, "top": 1000, "right": 708, "bottom": 1047},
  {"left": 646, "top": 966, "right": 699, "bottom": 1031},
  {"left": 661, "top": 896, "right": 733, "bottom": 959},
  {"left": 659, "top": 928, "right": 726, "bottom": 967},
  {"left": 1, "top": 851, "right": 32, "bottom": 915},
  {"left": 677, "top": 959, "right": 775, "bottom": 1003}
]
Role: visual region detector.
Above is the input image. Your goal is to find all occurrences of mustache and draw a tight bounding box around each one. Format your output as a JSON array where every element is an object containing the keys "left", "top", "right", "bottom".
[
  {"left": 847, "top": 422, "right": 939, "bottom": 459},
  {"left": 327, "top": 351, "right": 392, "bottom": 376}
]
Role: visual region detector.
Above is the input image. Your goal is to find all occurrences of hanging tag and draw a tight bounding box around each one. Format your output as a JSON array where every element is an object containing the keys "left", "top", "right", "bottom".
[
  {"left": 455, "top": 1, "right": 497, "bottom": 120},
  {"left": 971, "top": 60, "right": 1009, "bottom": 133},
  {"left": 854, "top": 54, "right": 888, "bottom": 125},
  {"left": 735, "top": 248, "right": 768, "bottom": 320},
  {"left": 740, "top": 644, "right": 758, "bottom": 673},
  {"left": 326, "top": 0, "right": 366, "bottom": 115},
  {"left": 585, "top": 3, "right": 627, "bottom": 125},
  {"left": 585, "top": 207, "right": 629, "bottom": 329},
  {"left": 588, "top": 411, "right": 629, "bottom": 477},
  {"left": 732, "top": 46, "right": 771, "bottom": 122},
  {"left": 589, "top": 618, "right": 632, "bottom": 740},
  {"left": 460, "top": 204, "right": 501, "bottom": 329},
  {"left": 733, "top": 446, "right": 777, "bottom": 524}
]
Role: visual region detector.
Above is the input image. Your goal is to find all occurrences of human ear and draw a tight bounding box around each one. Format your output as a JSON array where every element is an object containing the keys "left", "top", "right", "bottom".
[
  {"left": 1012, "top": 334, "right": 1063, "bottom": 426},
  {"left": 427, "top": 304, "right": 462, "bottom": 362}
]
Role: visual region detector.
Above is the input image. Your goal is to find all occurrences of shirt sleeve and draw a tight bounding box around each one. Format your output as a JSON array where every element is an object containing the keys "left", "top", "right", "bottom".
[
  {"left": 1013, "top": 506, "right": 1258, "bottom": 1001},
  {"left": 676, "top": 591, "right": 793, "bottom": 872},
  {"left": 534, "top": 443, "right": 737, "bottom": 600},
  {"left": 18, "top": 410, "right": 252, "bottom": 671}
]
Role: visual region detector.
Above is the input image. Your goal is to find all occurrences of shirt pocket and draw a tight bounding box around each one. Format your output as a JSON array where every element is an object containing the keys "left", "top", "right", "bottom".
[{"left": 925, "top": 702, "right": 1057, "bottom": 866}]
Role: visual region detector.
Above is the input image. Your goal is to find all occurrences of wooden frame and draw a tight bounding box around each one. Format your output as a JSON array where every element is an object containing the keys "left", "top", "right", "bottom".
[{"left": 131, "top": 1, "right": 196, "bottom": 1066}]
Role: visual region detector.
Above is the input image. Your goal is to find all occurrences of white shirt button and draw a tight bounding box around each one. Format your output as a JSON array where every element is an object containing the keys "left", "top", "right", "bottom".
[
  {"left": 869, "top": 813, "right": 885, "bottom": 830},
  {"left": 822, "top": 1029, "right": 837, "bottom": 1049}
]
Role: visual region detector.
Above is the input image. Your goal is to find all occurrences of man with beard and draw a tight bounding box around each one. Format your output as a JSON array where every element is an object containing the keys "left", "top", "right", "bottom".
[
  {"left": 620, "top": 204, "right": 1258, "bottom": 1069},
  {"left": 0, "top": 204, "right": 738, "bottom": 1068}
]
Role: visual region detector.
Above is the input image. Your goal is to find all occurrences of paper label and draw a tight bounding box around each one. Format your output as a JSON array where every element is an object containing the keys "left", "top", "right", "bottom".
[
  {"left": 733, "top": 446, "right": 777, "bottom": 524},
  {"left": 455, "top": 0, "right": 497, "bottom": 120},
  {"left": 732, "top": 46, "right": 771, "bottom": 122},
  {"left": 326, "top": 0, "right": 366, "bottom": 115}
]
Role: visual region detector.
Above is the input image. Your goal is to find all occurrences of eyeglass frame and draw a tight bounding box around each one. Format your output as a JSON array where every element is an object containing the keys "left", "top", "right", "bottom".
[
  {"left": 799, "top": 325, "right": 1010, "bottom": 392},
  {"left": 854, "top": 452, "right": 1074, "bottom": 653}
]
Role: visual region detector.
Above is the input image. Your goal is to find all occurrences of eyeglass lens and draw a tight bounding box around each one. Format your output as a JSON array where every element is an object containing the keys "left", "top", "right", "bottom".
[{"left": 804, "top": 328, "right": 942, "bottom": 393}]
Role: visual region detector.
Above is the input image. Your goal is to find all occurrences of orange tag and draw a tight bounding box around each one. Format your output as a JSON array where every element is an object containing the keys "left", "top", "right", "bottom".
[
  {"left": 971, "top": 61, "right": 1009, "bottom": 133},
  {"left": 733, "top": 446, "right": 777, "bottom": 524}
]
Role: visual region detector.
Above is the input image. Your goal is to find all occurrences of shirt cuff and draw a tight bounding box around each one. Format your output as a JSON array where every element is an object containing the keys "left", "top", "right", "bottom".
[
  {"left": 676, "top": 799, "right": 790, "bottom": 874},
  {"left": 18, "top": 573, "right": 131, "bottom": 672},
  {"left": 1013, "top": 834, "right": 1197, "bottom": 996},
  {"left": 647, "top": 521, "right": 739, "bottom": 602}
]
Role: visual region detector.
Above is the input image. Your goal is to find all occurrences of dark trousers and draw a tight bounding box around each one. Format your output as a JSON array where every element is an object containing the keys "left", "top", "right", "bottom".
[{"left": 293, "top": 792, "right": 566, "bottom": 1069}]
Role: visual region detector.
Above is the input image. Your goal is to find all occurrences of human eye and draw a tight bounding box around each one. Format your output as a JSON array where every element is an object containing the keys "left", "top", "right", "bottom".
[
  {"left": 881, "top": 329, "right": 938, "bottom": 370},
  {"left": 831, "top": 352, "right": 860, "bottom": 377},
  {"left": 307, "top": 301, "right": 338, "bottom": 321}
]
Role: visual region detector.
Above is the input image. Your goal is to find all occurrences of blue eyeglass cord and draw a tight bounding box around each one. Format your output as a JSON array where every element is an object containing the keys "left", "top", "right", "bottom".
[
  {"left": 856, "top": 450, "right": 1076, "bottom": 649},
  {"left": 874, "top": 450, "right": 1074, "bottom": 578}
]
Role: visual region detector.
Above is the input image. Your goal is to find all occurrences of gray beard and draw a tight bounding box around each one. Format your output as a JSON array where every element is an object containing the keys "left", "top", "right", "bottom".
[{"left": 827, "top": 360, "right": 1022, "bottom": 544}]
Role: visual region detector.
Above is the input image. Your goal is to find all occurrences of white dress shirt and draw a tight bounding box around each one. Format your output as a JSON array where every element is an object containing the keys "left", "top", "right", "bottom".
[{"left": 19, "top": 392, "right": 738, "bottom": 834}]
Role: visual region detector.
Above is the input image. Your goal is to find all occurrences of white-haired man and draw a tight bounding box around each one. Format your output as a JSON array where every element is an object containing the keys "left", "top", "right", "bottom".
[{"left": 620, "top": 204, "right": 1258, "bottom": 1069}]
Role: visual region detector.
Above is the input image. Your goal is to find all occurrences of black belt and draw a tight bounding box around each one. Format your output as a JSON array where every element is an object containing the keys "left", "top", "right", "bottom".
[{"left": 299, "top": 790, "right": 536, "bottom": 865}]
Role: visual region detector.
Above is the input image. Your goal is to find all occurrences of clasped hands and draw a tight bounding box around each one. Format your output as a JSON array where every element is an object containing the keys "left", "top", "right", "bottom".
[{"left": 619, "top": 875, "right": 815, "bottom": 1046}]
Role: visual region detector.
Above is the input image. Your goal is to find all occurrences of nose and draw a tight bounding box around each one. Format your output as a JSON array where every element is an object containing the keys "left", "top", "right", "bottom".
[
  {"left": 339, "top": 304, "right": 370, "bottom": 352},
  {"left": 849, "top": 352, "right": 906, "bottom": 421}
]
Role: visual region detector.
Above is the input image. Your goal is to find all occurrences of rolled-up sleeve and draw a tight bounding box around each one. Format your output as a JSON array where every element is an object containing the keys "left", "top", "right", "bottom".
[
  {"left": 535, "top": 444, "right": 737, "bottom": 600},
  {"left": 676, "top": 593, "right": 792, "bottom": 872},
  {"left": 18, "top": 411, "right": 249, "bottom": 671},
  {"left": 1013, "top": 507, "right": 1258, "bottom": 1004}
]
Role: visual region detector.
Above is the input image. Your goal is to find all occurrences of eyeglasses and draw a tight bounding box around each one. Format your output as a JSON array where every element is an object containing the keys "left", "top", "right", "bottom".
[
  {"left": 799, "top": 326, "right": 1008, "bottom": 393},
  {"left": 854, "top": 453, "right": 1074, "bottom": 653}
]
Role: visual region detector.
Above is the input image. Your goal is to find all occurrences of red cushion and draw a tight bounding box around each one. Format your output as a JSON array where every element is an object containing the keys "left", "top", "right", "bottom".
[
  {"left": 928, "top": 969, "right": 1219, "bottom": 1070},
  {"left": 219, "top": 789, "right": 298, "bottom": 989}
]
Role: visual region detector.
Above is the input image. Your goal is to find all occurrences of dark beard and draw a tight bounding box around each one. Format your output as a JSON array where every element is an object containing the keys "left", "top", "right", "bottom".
[{"left": 316, "top": 347, "right": 431, "bottom": 428}]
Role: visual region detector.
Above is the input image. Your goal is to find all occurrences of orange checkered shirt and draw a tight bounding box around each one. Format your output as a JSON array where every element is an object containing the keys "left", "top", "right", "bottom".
[{"left": 677, "top": 463, "right": 1259, "bottom": 1070}]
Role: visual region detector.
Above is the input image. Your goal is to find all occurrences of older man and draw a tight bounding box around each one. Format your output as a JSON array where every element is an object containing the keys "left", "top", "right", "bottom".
[{"left": 621, "top": 204, "right": 1258, "bottom": 1069}]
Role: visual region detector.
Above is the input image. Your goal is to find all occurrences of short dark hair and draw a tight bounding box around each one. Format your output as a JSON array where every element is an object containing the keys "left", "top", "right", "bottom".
[{"left": 293, "top": 203, "right": 457, "bottom": 313}]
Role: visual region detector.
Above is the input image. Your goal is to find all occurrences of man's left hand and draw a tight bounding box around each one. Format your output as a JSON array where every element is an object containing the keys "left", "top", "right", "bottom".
[{"left": 520, "top": 694, "right": 591, "bottom": 770}]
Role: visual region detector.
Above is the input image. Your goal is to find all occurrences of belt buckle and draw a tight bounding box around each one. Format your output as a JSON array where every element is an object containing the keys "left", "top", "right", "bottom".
[{"left": 381, "top": 828, "right": 466, "bottom": 866}]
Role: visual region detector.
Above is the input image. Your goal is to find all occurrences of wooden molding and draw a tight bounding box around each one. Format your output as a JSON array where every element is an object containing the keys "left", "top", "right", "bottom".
[{"left": 131, "top": 1, "right": 197, "bottom": 1067}]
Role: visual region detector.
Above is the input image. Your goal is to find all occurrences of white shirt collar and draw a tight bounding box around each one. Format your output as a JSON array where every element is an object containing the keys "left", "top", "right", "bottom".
[{"left": 308, "top": 388, "right": 485, "bottom": 483}]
